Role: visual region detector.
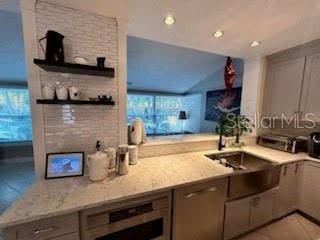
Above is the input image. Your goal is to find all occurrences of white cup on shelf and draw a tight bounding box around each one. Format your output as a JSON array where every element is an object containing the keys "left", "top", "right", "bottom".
[
  {"left": 55, "top": 82, "right": 68, "bottom": 100},
  {"left": 42, "top": 85, "right": 55, "bottom": 99}
]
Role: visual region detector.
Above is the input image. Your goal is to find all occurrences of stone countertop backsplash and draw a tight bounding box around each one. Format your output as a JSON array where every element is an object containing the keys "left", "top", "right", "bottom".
[{"left": 0, "top": 144, "right": 319, "bottom": 229}]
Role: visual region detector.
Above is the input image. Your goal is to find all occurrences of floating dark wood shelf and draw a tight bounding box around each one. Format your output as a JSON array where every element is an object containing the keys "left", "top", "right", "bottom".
[
  {"left": 37, "top": 99, "right": 115, "bottom": 105},
  {"left": 34, "top": 59, "right": 115, "bottom": 77}
]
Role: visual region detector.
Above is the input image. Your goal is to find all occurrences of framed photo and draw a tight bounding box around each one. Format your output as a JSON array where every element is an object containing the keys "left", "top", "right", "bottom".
[{"left": 45, "top": 152, "right": 84, "bottom": 179}]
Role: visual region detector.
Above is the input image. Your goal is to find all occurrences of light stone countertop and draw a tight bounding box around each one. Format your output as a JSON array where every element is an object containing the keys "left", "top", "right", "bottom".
[{"left": 0, "top": 145, "right": 319, "bottom": 228}]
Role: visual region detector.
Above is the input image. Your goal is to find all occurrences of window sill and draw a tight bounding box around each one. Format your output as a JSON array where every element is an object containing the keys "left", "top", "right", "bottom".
[
  {"left": 143, "top": 133, "right": 220, "bottom": 146},
  {"left": 0, "top": 140, "right": 32, "bottom": 147}
]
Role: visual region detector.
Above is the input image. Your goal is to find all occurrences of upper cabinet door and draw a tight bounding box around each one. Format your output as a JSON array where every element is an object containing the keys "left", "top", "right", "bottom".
[
  {"left": 265, "top": 57, "right": 306, "bottom": 118},
  {"left": 299, "top": 52, "right": 320, "bottom": 121}
]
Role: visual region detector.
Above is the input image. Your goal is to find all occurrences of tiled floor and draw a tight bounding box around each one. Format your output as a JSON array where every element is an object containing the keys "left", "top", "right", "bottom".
[
  {"left": 0, "top": 162, "right": 35, "bottom": 214},
  {"left": 0, "top": 161, "right": 35, "bottom": 240},
  {"left": 236, "top": 213, "right": 320, "bottom": 240}
]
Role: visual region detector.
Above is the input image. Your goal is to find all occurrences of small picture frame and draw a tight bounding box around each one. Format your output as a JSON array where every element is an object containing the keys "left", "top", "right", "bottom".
[{"left": 45, "top": 152, "right": 84, "bottom": 179}]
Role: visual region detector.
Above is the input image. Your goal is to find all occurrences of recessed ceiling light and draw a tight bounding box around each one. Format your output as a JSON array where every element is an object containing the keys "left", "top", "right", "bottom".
[
  {"left": 250, "top": 41, "right": 261, "bottom": 47},
  {"left": 164, "top": 15, "right": 176, "bottom": 25},
  {"left": 213, "top": 30, "right": 224, "bottom": 38}
]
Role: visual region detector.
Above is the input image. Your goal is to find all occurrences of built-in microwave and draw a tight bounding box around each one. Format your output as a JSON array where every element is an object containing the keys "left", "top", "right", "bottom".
[{"left": 80, "top": 192, "right": 171, "bottom": 240}]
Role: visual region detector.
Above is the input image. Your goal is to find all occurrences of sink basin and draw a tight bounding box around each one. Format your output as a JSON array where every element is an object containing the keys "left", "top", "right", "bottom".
[
  {"left": 206, "top": 152, "right": 272, "bottom": 171},
  {"left": 206, "top": 152, "right": 281, "bottom": 200}
]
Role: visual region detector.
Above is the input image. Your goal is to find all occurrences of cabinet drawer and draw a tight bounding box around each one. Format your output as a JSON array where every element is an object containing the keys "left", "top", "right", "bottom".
[
  {"left": 4, "top": 213, "right": 79, "bottom": 240},
  {"left": 51, "top": 232, "right": 79, "bottom": 240}
]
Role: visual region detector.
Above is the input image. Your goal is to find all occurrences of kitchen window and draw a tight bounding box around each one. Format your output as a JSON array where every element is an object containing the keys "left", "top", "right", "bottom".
[
  {"left": 0, "top": 88, "right": 32, "bottom": 142},
  {"left": 127, "top": 94, "right": 182, "bottom": 135}
]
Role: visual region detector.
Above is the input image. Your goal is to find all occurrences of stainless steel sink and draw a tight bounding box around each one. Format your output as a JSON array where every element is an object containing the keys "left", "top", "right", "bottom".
[
  {"left": 206, "top": 152, "right": 272, "bottom": 171},
  {"left": 206, "top": 152, "right": 281, "bottom": 200}
]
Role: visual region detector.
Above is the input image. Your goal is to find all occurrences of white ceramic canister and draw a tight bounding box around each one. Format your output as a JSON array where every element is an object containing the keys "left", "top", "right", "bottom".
[
  {"left": 69, "top": 86, "right": 81, "bottom": 100},
  {"left": 56, "top": 86, "right": 68, "bottom": 100},
  {"left": 105, "top": 147, "right": 117, "bottom": 169},
  {"left": 86, "top": 151, "right": 109, "bottom": 181},
  {"left": 128, "top": 145, "right": 138, "bottom": 165},
  {"left": 130, "top": 118, "right": 143, "bottom": 145},
  {"left": 42, "top": 84, "right": 55, "bottom": 99}
]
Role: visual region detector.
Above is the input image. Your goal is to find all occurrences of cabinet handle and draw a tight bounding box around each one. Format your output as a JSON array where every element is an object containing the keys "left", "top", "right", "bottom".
[
  {"left": 185, "top": 186, "right": 218, "bottom": 199},
  {"left": 252, "top": 197, "right": 260, "bottom": 207},
  {"left": 283, "top": 165, "right": 288, "bottom": 176},
  {"left": 34, "top": 226, "right": 55, "bottom": 235}
]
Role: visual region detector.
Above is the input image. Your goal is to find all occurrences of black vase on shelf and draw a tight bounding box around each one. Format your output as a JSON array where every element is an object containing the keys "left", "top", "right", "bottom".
[{"left": 97, "top": 57, "right": 106, "bottom": 68}]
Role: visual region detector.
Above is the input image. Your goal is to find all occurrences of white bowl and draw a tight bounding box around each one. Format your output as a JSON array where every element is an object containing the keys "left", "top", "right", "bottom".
[{"left": 74, "top": 56, "right": 88, "bottom": 65}]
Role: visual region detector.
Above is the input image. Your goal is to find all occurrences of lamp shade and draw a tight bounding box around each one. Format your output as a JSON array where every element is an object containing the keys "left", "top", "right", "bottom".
[{"left": 178, "top": 111, "right": 187, "bottom": 120}]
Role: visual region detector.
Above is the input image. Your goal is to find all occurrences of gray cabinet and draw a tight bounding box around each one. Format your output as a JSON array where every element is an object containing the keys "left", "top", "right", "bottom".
[
  {"left": 250, "top": 193, "right": 276, "bottom": 228},
  {"left": 263, "top": 40, "right": 320, "bottom": 120},
  {"left": 300, "top": 52, "right": 320, "bottom": 121},
  {"left": 300, "top": 162, "right": 320, "bottom": 221},
  {"left": 274, "top": 162, "right": 304, "bottom": 218},
  {"left": 224, "top": 188, "right": 278, "bottom": 240},
  {"left": 51, "top": 233, "right": 80, "bottom": 240},
  {"left": 3, "top": 213, "right": 79, "bottom": 240},
  {"left": 264, "top": 56, "right": 305, "bottom": 118},
  {"left": 172, "top": 178, "right": 227, "bottom": 240},
  {"left": 224, "top": 196, "right": 251, "bottom": 240}
]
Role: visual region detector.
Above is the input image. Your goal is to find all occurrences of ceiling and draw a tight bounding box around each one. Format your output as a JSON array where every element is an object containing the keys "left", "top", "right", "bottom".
[
  {"left": 128, "top": 36, "right": 243, "bottom": 94},
  {"left": 128, "top": 0, "right": 320, "bottom": 58},
  {"left": 1, "top": 0, "right": 318, "bottom": 85},
  {"left": 48, "top": 0, "right": 128, "bottom": 19},
  {"left": 0, "top": 9, "right": 26, "bottom": 83}
]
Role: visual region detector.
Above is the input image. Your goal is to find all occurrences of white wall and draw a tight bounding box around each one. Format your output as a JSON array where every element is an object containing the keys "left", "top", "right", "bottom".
[{"left": 240, "top": 56, "right": 267, "bottom": 135}]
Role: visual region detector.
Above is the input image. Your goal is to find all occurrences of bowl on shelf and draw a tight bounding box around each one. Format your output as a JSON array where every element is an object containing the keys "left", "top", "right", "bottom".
[{"left": 74, "top": 56, "right": 89, "bottom": 65}]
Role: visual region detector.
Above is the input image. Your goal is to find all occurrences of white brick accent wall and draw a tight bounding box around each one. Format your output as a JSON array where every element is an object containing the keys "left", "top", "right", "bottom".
[{"left": 35, "top": 1, "right": 120, "bottom": 154}]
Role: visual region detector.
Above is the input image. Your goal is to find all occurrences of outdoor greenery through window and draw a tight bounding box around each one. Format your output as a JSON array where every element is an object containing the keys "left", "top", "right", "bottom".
[
  {"left": 127, "top": 94, "right": 183, "bottom": 135},
  {"left": 0, "top": 88, "right": 32, "bottom": 142}
]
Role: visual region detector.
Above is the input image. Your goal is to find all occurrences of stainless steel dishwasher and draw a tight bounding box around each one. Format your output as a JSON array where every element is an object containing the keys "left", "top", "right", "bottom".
[{"left": 172, "top": 178, "right": 227, "bottom": 240}]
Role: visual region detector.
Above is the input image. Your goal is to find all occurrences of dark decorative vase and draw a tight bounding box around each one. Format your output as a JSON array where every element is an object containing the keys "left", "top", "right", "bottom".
[
  {"left": 97, "top": 57, "right": 106, "bottom": 68},
  {"left": 39, "top": 30, "right": 65, "bottom": 62}
]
